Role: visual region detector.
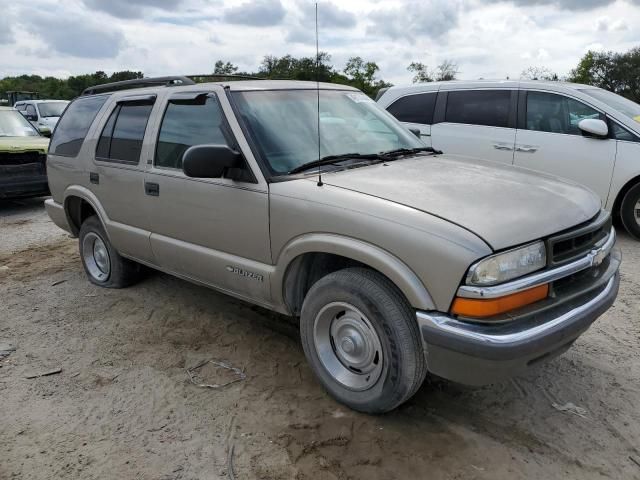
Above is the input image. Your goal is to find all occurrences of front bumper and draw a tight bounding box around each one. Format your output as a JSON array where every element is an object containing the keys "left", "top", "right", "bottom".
[
  {"left": 0, "top": 175, "right": 49, "bottom": 199},
  {"left": 417, "top": 248, "right": 621, "bottom": 386}
]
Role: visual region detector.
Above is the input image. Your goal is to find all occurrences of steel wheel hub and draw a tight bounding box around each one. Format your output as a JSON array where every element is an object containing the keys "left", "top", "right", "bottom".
[
  {"left": 313, "top": 302, "right": 383, "bottom": 391},
  {"left": 635, "top": 200, "right": 640, "bottom": 224},
  {"left": 82, "top": 232, "right": 110, "bottom": 282}
]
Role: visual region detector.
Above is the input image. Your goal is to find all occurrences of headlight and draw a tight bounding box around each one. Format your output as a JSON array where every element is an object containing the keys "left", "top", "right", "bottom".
[{"left": 466, "top": 241, "right": 546, "bottom": 286}]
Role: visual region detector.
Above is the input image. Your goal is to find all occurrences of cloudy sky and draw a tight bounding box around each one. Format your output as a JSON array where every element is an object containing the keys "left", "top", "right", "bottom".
[{"left": 1, "top": 0, "right": 639, "bottom": 84}]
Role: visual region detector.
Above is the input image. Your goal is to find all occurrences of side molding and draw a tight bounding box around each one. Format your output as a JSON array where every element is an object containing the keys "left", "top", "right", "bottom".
[{"left": 273, "top": 233, "right": 436, "bottom": 311}]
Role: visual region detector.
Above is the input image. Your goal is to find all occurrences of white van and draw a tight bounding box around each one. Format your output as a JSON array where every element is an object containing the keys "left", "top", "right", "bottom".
[
  {"left": 377, "top": 80, "right": 640, "bottom": 238},
  {"left": 14, "top": 99, "right": 69, "bottom": 135}
]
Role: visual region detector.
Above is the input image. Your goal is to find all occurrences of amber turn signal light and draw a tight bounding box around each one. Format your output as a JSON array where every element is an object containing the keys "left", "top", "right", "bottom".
[{"left": 451, "top": 284, "right": 549, "bottom": 318}]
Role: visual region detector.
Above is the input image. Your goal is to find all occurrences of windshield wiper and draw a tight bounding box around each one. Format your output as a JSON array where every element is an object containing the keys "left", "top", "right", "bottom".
[
  {"left": 379, "top": 147, "right": 440, "bottom": 159},
  {"left": 288, "top": 153, "right": 383, "bottom": 175}
]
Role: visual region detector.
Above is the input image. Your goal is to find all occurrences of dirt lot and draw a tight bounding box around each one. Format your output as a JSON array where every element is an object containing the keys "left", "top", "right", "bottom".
[{"left": 1, "top": 197, "right": 639, "bottom": 480}]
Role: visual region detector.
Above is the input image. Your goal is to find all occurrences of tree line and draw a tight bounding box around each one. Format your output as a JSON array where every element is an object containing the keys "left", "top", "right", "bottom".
[{"left": 1, "top": 47, "right": 639, "bottom": 103}]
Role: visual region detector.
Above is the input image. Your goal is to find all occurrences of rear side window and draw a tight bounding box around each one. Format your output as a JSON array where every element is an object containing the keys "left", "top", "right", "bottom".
[
  {"left": 526, "top": 92, "right": 604, "bottom": 135},
  {"left": 50, "top": 95, "right": 108, "bottom": 157},
  {"left": 155, "top": 94, "right": 230, "bottom": 169},
  {"left": 96, "top": 102, "right": 153, "bottom": 164},
  {"left": 445, "top": 90, "right": 511, "bottom": 128},
  {"left": 386, "top": 92, "right": 437, "bottom": 125}
]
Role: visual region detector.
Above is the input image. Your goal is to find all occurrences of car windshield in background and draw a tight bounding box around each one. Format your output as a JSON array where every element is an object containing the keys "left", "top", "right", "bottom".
[
  {"left": 231, "top": 89, "right": 424, "bottom": 175},
  {"left": 0, "top": 110, "right": 39, "bottom": 137},
  {"left": 580, "top": 88, "right": 640, "bottom": 123},
  {"left": 38, "top": 102, "right": 68, "bottom": 117}
]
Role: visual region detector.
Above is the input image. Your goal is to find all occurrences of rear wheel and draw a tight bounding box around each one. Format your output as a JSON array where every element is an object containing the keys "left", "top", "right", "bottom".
[
  {"left": 300, "top": 268, "right": 427, "bottom": 414},
  {"left": 620, "top": 183, "right": 640, "bottom": 240},
  {"left": 79, "top": 215, "right": 142, "bottom": 288}
]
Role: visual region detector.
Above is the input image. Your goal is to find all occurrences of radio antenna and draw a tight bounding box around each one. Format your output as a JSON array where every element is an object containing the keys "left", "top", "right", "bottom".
[{"left": 315, "top": 2, "right": 323, "bottom": 187}]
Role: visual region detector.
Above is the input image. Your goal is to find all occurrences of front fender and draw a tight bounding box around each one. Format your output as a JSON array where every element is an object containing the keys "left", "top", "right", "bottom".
[{"left": 272, "top": 233, "right": 436, "bottom": 311}]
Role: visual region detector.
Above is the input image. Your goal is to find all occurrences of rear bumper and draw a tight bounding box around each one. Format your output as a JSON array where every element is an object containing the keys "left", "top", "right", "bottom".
[
  {"left": 0, "top": 175, "right": 49, "bottom": 199},
  {"left": 417, "top": 248, "right": 620, "bottom": 386},
  {"left": 44, "top": 198, "right": 73, "bottom": 234}
]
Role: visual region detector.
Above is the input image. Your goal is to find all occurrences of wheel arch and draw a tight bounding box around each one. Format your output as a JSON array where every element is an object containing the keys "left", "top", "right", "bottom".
[
  {"left": 610, "top": 174, "right": 640, "bottom": 219},
  {"left": 274, "top": 234, "right": 435, "bottom": 315},
  {"left": 63, "top": 186, "right": 110, "bottom": 238}
]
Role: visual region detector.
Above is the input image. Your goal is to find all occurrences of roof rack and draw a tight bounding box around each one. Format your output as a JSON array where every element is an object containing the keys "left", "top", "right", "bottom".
[
  {"left": 81, "top": 73, "right": 266, "bottom": 96},
  {"left": 185, "top": 73, "right": 264, "bottom": 81},
  {"left": 81, "top": 76, "right": 196, "bottom": 95}
]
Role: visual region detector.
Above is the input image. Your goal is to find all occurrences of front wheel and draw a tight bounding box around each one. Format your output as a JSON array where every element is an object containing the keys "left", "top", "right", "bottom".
[
  {"left": 620, "top": 183, "right": 640, "bottom": 240},
  {"left": 300, "top": 268, "right": 427, "bottom": 413},
  {"left": 79, "top": 215, "right": 142, "bottom": 288}
]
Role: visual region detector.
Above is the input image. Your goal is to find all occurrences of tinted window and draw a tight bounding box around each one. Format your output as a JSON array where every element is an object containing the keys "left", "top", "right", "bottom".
[
  {"left": 155, "top": 94, "right": 230, "bottom": 169},
  {"left": 50, "top": 95, "right": 108, "bottom": 157},
  {"left": 386, "top": 92, "right": 437, "bottom": 124},
  {"left": 26, "top": 105, "right": 37, "bottom": 116},
  {"left": 526, "top": 92, "right": 604, "bottom": 135},
  {"left": 611, "top": 122, "right": 640, "bottom": 142},
  {"left": 445, "top": 90, "right": 511, "bottom": 127},
  {"left": 96, "top": 102, "right": 153, "bottom": 164}
]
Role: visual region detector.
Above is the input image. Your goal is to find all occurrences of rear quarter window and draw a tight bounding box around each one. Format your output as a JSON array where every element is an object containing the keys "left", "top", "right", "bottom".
[
  {"left": 50, "top": 95, "right": 109, "bottom": 157},
  {"left": 386, "top": 92, "right": 437, "bottom": 125}
]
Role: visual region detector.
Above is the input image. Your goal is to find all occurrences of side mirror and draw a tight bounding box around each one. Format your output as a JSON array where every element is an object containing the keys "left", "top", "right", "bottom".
[
  {"left": 578, "top": 119, "right": 608, "bottom": 138},
  {"left": 38, "top": 125, "right": 51, "bottom": 137},
  {"left": 409, "top": 128, "right": 421, "bottom": 138},
  {"left": 182, "top": 144, "right": 243, "bottom": 179}
]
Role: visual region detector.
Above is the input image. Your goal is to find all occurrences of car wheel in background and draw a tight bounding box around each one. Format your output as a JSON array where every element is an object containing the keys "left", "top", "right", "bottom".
[
  {"left": 300, "top": 267, "right": 427, "bottom": 414},
  {"left": 620, "top": 183, "right": 640, "bottom": 240},
  {"left": 78, "top": 215, "right": 142, "bottom": 288}
]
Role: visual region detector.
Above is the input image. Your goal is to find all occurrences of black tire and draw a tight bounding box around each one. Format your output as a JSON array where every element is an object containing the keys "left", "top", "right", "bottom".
[
  {"left": 78, "top": 215, "right": 142, "bottom": 288},
  {"left": 620, "top": 183, "right": 640, "bottom": 240},
  {"left": 300, "top": 267, "right": 427, "bottom": 414}
]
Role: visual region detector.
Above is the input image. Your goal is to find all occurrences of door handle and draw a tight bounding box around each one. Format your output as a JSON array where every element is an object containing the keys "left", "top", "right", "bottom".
[
  {"left": 89, "top": 172, "right": 99, "bottom": 184},
  {"left": 493, "top": 144, "right": 514, "bottom": 151},
  {"left": 144, "top": 181, "right": 159, "bottom": 196},
  {"left": 516, "top": 145, "right": 538, "bottom": 153}
]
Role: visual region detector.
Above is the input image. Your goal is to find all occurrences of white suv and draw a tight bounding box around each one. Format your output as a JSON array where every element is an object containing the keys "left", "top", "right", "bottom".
[
  {"left": 14, "top": 99, "right": 69, "bottom": 134},
  {"left": 377, "top": 80, "right": 640, "bottom": 238}
]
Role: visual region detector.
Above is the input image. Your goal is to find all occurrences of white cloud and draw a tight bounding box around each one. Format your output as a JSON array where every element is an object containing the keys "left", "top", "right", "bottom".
[{"left": 1, "top": 0, "right": 640, "bottom": 85}]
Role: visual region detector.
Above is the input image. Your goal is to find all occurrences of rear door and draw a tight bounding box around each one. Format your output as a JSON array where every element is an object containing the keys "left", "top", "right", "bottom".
[
  {"left": 430, "top": 89, "right": 517, "bottom": 163},
  {"left": 514, "top": 90, "right": 616, "bottom": 203},
  {"left": 90, "top": 94, "right": 157, "bottom": 263},
  {"left": 385, "top": 92, "right": 437, "bottom": 146}
]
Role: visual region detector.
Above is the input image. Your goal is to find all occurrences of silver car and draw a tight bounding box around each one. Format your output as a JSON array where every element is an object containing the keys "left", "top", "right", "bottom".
[{"left": 45, "top": 77, "right": 620, "bottom": 413}]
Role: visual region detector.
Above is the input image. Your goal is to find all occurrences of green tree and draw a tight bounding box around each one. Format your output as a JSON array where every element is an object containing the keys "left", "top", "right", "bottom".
[
  {"left": 407, "top": 59, "right": 459, "bottom": 83},
  {"left": 568, "top": 47, "right": 640, "bottom": 102},
  {"left": 407, "top": 62, "right": 433, "bottom": 83},
  {"left": 343, "top": 57, "right": 390, "bottom": 97},
  {"left": 213, "top": 60, "right": 239, "bottom": 75},
  {"left": 436, "top": 60, "right": 459, "bottom": 81},
  {"left": 520, "top": 66, "right": 559, "bottom": 81}
]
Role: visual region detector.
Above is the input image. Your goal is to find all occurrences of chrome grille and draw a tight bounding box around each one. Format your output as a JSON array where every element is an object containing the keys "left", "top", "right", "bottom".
[{"left": 547, "top": 212, "right": 612, "bottom": 266}]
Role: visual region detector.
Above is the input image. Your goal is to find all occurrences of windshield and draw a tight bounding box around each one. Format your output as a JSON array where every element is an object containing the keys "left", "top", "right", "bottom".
[
  {"left": 580, "top": 88, "right": 640, "bottom": 123},
  {"left": 0, "top": 110, "right": 39, "bottom": 137},
  {"left": 38, "top": 102, "right": 68, "bottom": 118},
  {"left": 232, "top": 89, "right": 424, "bottom": 175}
]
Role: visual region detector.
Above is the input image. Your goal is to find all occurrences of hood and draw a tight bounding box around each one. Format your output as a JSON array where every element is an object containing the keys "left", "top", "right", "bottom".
[
  {"left": 321, "top": 155, "right": 601, "bottom": 250},
  {"left": 38, "top": 117, "right": 59, "bottom": 129},
  {"left": 0, "top": 136, "right": 49, "bottom": 153}
]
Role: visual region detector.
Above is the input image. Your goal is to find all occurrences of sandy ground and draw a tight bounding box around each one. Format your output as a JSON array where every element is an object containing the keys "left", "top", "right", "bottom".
[{"left": 1, "top": 197, "right": 639, "bottom": 480}]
